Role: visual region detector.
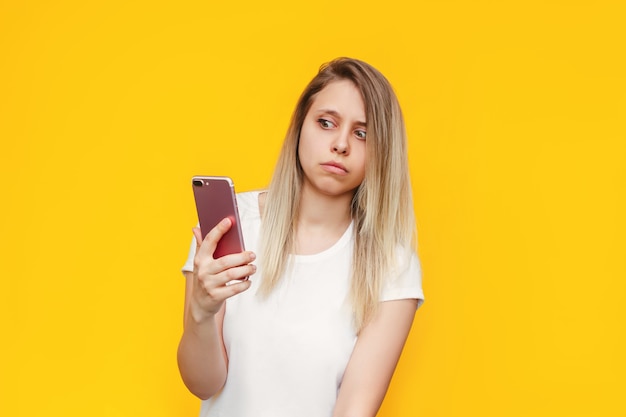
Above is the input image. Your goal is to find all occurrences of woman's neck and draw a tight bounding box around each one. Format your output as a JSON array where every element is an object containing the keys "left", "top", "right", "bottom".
[{"left": 293, "top": 185, "right": 353, "bottom": 255}]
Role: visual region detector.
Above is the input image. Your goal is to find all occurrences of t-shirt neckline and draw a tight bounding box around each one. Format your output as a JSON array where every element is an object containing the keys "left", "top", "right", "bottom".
[
  {"left": 251, "top": 190, "right": 353, "bottom": 263},
  {"left": 291, "top": 221, "right": 353, "bottom": 263}
]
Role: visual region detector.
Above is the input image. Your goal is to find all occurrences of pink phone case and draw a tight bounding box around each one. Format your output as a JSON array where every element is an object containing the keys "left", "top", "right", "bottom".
[{"left": 192, "top": 176, "right": 245, "bottom": 258}]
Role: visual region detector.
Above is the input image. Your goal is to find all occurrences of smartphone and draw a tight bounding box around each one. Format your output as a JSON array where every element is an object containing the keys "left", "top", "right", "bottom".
[{"left": 192, "top": 176, "right": 245, "bottom": 258}]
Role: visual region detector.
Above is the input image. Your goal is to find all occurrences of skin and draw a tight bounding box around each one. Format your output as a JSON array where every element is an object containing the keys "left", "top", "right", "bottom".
[
  {"left": 298, "top": 80, "right": 367, "bottom": 201},
  {"left": 295, "top": 79, "right": 368, "bottom": 254},
  {"left": 177, "top": 219, "right": 254, "bottom": 400},
  {"left": 177, "top": 80, "right": 418, "bottom": 416}
]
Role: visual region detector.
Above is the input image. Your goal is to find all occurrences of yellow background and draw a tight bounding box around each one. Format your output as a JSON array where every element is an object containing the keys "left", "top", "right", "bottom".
[{"left": 1, "top": 1, "right": 624, "bottom": 416}]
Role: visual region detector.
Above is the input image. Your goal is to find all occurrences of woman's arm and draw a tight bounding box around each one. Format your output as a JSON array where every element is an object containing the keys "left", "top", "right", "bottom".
[
  {"left": 177, "top": 219, "right": 256, "bottom": 400},
  {"left": 333, "top": 298, "right": 418, "bottom": 417},
  {"left": 177, "top": 271, "right": 229, "bottom": 400}
]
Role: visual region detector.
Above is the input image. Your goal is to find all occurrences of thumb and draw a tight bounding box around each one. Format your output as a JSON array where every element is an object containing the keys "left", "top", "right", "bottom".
[
  {"left": 192, "top": 227, "right": 202, "bottom": 250},
  {"left": 196, "top": 217, "right": 233, "bottom": 259}
]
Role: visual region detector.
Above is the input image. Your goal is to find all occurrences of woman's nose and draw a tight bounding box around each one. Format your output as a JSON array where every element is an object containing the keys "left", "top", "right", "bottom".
[
  {"left": 333, "top": 143, "right": 348, "bottom": 154},
  {"left": 332, "top": 131, "right": 350, "bottom": 154}
]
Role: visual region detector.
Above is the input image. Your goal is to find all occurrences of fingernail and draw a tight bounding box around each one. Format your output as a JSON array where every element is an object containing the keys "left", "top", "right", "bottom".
[{"left": 249, "top": 252, "right": 256, "bottom": 261}]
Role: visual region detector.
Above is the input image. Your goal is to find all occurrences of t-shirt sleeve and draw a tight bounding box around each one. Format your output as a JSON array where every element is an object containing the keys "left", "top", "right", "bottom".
[
  {"left": 380, "top": 250, "right": 424, "bottom": 309},
  {"left": 182, "top": 235, "right": 197, "bottom": 273}
]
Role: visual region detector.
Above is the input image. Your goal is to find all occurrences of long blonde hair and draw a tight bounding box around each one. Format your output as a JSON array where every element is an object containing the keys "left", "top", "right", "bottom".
[{"left": 258, "top": 57, "right": 415, "bottom": 331}]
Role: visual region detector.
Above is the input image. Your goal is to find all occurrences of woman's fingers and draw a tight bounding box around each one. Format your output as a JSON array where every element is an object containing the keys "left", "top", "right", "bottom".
[
  {"left": 190, "top": 219, "right": 255, "bottom": 317},
  {"left": 198, "top": 277, "right": 253, "bottom": 301},
  {"left": 196, "top": 250, "right": 255, "bottom": 277},
  {"left": 195, "top": 218, "right": 232, "bottom": 259},
  {"left": 192, "top": 226, "right": 203, "bottom": 250},
  {"left": 197, "top": 259, "right": 257, "bottom": 288},
  {"left": 192, "top": 262, "right": 255, "bottom": 318}
]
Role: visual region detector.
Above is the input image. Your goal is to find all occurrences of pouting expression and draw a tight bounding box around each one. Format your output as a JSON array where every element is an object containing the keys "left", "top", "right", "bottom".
[{"left": 298, "top": 79, "right": 367, "bottom": 198}]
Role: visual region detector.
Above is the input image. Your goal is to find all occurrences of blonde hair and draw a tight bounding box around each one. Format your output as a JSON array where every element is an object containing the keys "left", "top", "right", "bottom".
[{"left": 259, "top": 57, "right": 415, "bottom": 331}]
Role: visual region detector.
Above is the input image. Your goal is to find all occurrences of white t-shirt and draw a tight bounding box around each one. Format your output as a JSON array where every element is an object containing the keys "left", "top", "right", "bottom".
[{"left": 182, "top": 191, "right": 424, "bottom": 417}]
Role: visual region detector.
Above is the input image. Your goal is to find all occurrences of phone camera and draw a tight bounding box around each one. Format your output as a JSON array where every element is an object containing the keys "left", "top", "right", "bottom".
[{"left": 192, "top": 179, "right": 203, "bottom": 187}]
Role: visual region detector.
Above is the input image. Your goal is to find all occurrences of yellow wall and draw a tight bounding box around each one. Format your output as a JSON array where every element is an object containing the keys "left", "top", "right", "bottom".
[{"left": 1, "top": 1, "right": 624, "bottom": 416}]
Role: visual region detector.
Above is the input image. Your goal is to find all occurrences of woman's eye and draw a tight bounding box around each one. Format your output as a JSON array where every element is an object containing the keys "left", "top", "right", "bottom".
[
  {"left": 318, "top": 118, "right": 335, "bottom": 129},
  {"left": 355, "top": 130, "right": 367, "bottom": 140}
]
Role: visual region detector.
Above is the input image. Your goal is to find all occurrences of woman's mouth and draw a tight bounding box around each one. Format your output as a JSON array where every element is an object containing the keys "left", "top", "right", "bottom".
[{"left": 321, "top": 161, "right": 348, "bottom": 175}]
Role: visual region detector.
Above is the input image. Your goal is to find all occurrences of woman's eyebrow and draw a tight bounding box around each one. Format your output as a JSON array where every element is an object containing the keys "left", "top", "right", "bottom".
[{"left": 315, "top": 108, "right": 367, "bottom": 127}]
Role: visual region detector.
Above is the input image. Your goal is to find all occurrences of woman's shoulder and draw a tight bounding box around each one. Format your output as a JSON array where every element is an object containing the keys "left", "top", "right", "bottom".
[
  {"left": 381, "top": 246, "right": 424, "bottom": 307},
  {"left": 385, "top": 245, "right": 419, "bottom": 278},
  {"left": 236, "top": 190, "right": 265, "bottom": 219}
]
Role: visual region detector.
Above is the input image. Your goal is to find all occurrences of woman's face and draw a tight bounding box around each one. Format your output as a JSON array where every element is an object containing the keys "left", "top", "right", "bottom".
[{"left": 298, "top": 79, "right": 367, "bottom": 199}]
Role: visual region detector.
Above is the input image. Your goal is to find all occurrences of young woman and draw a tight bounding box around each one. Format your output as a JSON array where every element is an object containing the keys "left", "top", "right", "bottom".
[{"left": 178, "top": 57, "right": 424, "bottom": 417}]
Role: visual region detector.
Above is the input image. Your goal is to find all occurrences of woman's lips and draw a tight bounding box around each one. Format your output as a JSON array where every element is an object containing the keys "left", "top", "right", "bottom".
[{"left": 320, "top": 161, "right": 348, "bottom": 175}]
